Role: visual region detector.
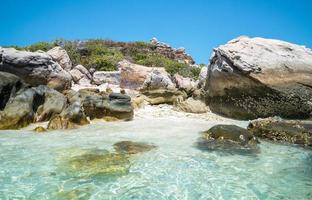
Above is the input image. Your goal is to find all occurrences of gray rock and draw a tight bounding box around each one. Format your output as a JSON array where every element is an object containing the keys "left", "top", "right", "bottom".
[
  {"left": 173, "top": 73, "right": 197, "bottom": 94},
  {"left": 142, "top": 70, "right": 176, "bottom": 91},
  {"left": 0, "top": 48, "right": 72, "bottom": 91},
  {"left": 34, "top": 85, "right": 67, "bottom": 122},
  {"left": 205, "top": 36, "right": 312, "bottom": 119},
  {"left": 93, "top": 71, "right": 120, "bottom": 85},
  {"left": 196, "top": 124, "right": 259, "bottom": 154},
  {"left": 47, "top": 46, "right": 72, "bottom": 71},
  {"left": 0, "top": 72, "right": 25, "bottom": 110}
]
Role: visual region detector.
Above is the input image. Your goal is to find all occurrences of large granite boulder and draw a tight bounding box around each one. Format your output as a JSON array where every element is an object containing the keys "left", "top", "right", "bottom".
[
  {"left": 196, "top": 124, "right": 259, "bottom": 154},
  {"left": 93, "top": 71, "right": 120, "bottom": 85},
  {"left": 66, "top": 90, "right": 134, "bottom": 121},
  {"left": 173, "top": 73, "right": 197, "bottom": 95},
  {"left": 0, "top": 85, "right": 69, "bottom": 129},
  {"left": 47, "top": 46, "right": 72, "bottom": 71},
  {"left": 34, "top": 85, "right": 67, "bottom": 122},
  {"left": 0, "top": 87, "right": 44, "bottom": 129},
  {"left": 47, "top": 101, "right": 89, "bottom": 130},
  {"left": 142, "top": 70, "right": 176, "bottom": 91},
  {"left": 0, "top": 72, "right": 25, "bottom": 110},
  {"left": 0, "top": 48, "right": 72, "bottom": 91},
  {"left": 205, "top": 36, "right": 312, "bottom": 119},
  {"left": 118, "top": 60, "right": 167, "bottom": 90},
  {"left": 248, "top": 117, "right": 312, "bottom": 147}
]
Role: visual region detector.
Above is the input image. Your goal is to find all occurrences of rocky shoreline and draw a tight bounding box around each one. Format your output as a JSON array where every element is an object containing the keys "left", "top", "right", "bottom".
[{"left": 1, "top": 36, "right": 312, "bottom": 149}]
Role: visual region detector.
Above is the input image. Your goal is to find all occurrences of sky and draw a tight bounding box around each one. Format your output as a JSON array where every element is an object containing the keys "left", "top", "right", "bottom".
[{"left": 1, "top": 0, "right": 311, "bottom": 64}]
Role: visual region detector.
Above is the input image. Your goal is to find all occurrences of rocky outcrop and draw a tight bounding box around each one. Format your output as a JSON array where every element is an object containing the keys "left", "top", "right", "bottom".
[
  {"left": 0, "top": 72, "right": 25, "bottom": 110},
  {"left": 173, "top": 74, "right": 197, "bottom": 95},
  {"left": 142, "top": 70, "right": 176, "bottom": 91},
  {"left": 0, "top": 47, "right": 72, "bottom": 91},
  {"left": 0, "top": 85, "right": 68, "bottom": 129},
  {"left": 205, "top": 36, "right": 312, "bottom": 119},
  {"left": 118, "top": 60, "right": 167, "bottom": 90},
  {"left": 142, "top": 89, "right": 186, "bottom": 105},
  {"left": 248, "top": 117, "right": 312, "bottom": 147},
  {"left": 66, "top": 89, "right": 134, "bottom": 121},
  {"left": 93, "top": 71, "right": 120, "bottom": 85},
  {"left": 34, "top": 85, "right": 67, "bottom": 122},
  {"left": 69, "top": 65, "right": 92, "bottom": 86},
  {"left": 47, "top": 46, "right": 72, "bottom": 71},
  {"left": 196, "top": 124, "right": 259, "bottom": 153},
  {"left": 150, "top": 37, "right": 195, "bottom": 64},
  {"left": 47, "top": 101, "right": 89, "bottom": 130},
  {"left": 173, "top": 98, "right": 209, "bottom": 113}
]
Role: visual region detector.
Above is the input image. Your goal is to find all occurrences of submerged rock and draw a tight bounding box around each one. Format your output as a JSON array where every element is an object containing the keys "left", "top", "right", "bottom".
[
  {"left": 60, "top": 149, "right": 130, "bottom": 178},
  {"left": 196, "top": 125, "right": 259, "bottom": 154},
  {"left": 173, "top": 98, "right": 209, "bottom": 113},
  {"left": 0, "top": 47, "right": 72, "bottom": 91},
  {"left": 114, "top": 141, "right": 157, "bottom": 154},
  {"left": 33, "top": 126, "right": 47, "bottom": 133},
  {"left": 205, "top": 36, "right": 312, "bottom": 120},
  {"left": 248, "top": 118, "right": 312, "bottom": 147}
]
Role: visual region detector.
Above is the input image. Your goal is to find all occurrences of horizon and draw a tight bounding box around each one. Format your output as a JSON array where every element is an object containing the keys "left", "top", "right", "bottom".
[{"left": 1, "top": 0, "right": 311, "bottom": 64}]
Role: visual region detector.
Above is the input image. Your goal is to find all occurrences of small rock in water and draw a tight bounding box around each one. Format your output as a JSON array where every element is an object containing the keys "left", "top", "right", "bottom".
[
  {"left": 33, "top": 126, "right": 47, "bottom": 133},
  {"left": 196, "top": 124, "right": 260, "bottom": 154},
  {"left": 114, "top": 141, "right": 157, "bottom": 154}
]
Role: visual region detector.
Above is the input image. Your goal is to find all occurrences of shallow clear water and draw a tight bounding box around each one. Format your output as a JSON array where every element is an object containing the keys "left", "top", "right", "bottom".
[{"left": 0, "top": 111, "right": 311, "bottom": 200}]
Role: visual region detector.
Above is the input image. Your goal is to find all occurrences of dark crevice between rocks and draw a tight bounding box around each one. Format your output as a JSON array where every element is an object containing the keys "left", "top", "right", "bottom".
[
  {"left": 0, "top": 80, "right": 24, "bottom": 110},
  {"left": 32, "top": 92, "right": 45, "bottom": 113}
]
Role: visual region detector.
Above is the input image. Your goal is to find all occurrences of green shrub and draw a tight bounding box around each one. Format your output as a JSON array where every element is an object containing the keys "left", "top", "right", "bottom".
[{"left": 26, "top": 42, "right": 56, "bottom": 52}]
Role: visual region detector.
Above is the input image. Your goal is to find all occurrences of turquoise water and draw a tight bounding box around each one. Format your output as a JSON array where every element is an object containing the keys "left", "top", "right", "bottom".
[{"left": 0, "top": 115, "right": 311, "bottom": 200}]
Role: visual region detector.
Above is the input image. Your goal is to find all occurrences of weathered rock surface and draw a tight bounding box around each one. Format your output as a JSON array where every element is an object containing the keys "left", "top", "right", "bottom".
[
  {"left": 113, "top": 141, "right": 157, "bottom": 154},
  {"left": 93, "top": 71, "right": 120, "bottom": 85},
  {"left": 173, "top": 98, "right": 209, "bottom": 113},
  {"left": 34, "top": 85, "right": 67, "bottom": 122},
  {"left": 0, "top": 84, "right": 69, "bottom": 129},
  {"left": 142, "top": 70, "right": 176, "bottom": 91},
  {"left": 66, "top": 90, "right": 134, "bottom": 120},
  {"left": 47, "top": 46, "right": 72, "bottom": 71},
  {"left": 142, "top": 89, "right": 186, "bottom": 105},
  {"left": 205, "top": 36, "right": 312, "bottom": 119},
  {"left": 0, "top": 88, "right": 43, "bottom": 129},
  {"left": 248, "top": 117, "right": 312, "bottom": 147},
  {"left": 150, "top": 37, "right": 195, "bottom": 64},
  {"left": 173, "top": 74, "right": 197, "bottom": 95},
  {"left": 47, "top": 101, "right": 89, "bottom": 130},
  {"left": 0, "top": 72, "right": 25, "bottom": 110},
  {"left": 0, "top": 48, "right": 72, "bottom": 91},
  {"left": 118, "top": 60, "right": 167, "bottom": 90},
  {"left": 196, "top": 124, "right": 259, "bottom": 153}
]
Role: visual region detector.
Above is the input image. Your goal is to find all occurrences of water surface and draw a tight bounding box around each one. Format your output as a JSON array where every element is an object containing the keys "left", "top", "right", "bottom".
[{"left": 0, "top": 107, "right": 311, "bottom": 200}]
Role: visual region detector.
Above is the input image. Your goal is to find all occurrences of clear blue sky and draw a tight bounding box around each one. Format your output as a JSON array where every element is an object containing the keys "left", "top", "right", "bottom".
[{"left": 1, "top": 0, "right": 311, "bottom": 63}]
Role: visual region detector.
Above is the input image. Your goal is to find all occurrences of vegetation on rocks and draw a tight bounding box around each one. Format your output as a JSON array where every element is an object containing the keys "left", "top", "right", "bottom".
[{"left": 7, "top": 39, "right": 202, "bottom": 79}]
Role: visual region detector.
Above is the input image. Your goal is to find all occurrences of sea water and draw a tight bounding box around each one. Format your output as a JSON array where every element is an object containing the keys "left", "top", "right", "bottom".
[{"left": 0, "top": 106, "right": 311, "bottom": 200}]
